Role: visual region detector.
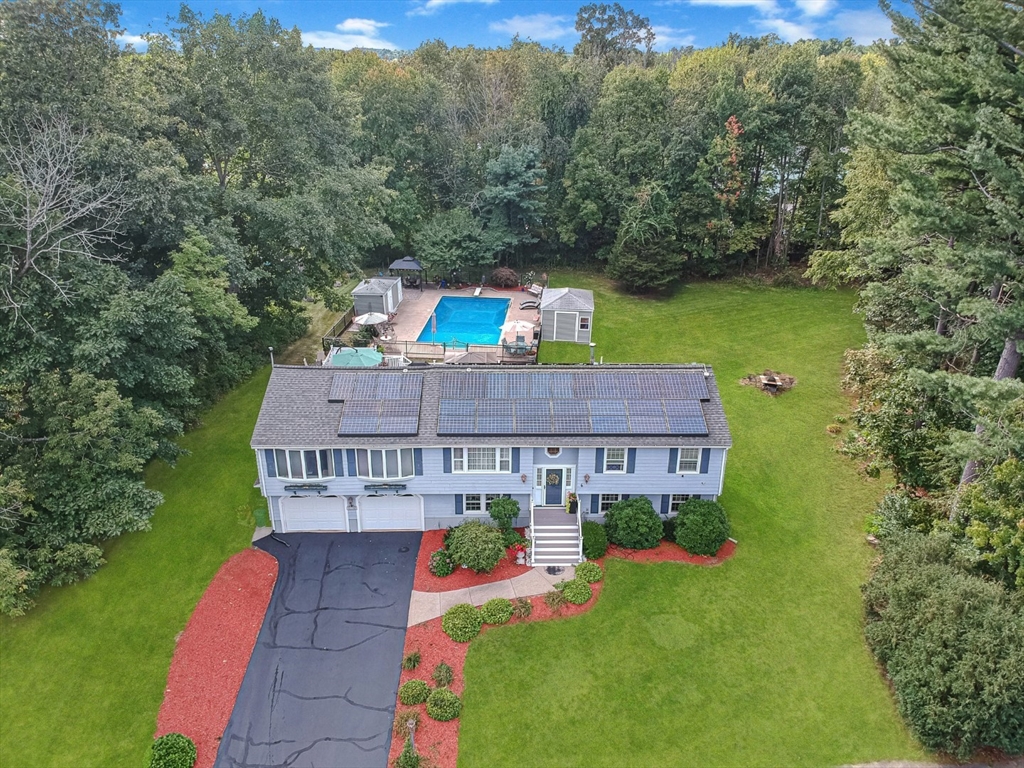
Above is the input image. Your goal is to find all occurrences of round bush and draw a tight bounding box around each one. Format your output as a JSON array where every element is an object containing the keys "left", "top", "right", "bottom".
[
  {"left": 674, "top": 499, "right": 730, "bottom": 556},
  {"left": 582, "top": 520, "right": 608, "bottom": 559},
  {"left": 479, "top": 597, "right": 514, "bottom": 624},
  {"left": 560, "top": 579, "right": 592, "bottom": 605},
  {"left": 426, "top": 688, "right": 462, "bottom": 721},
  {"left": 441, "top": 603, "right": 483, "bottom": 642},
  {"left": 446, "top": 520, "right": 505, "bottom": 573},
  {"left": 429, "top": 548, "right": 455, "bottom": 577},
  {"left": 398, "top": 679, "right": 430, "bottom": 705},
  {"left": 488, "top": 497, "right": 520, "bottom": 530},
  {"left": 575, "top": 561, "right": 603, "bottom": 583},
  {"left": 603, "top": 497, "right": 663, "bottom": 550},
  {"left": 149, "top": 733, "right": 197, "bottom": 768}
]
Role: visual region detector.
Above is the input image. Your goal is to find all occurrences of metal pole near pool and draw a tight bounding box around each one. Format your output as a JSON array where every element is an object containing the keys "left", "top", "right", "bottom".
[{"left": 431, "top": 312, "right": 436, "bottom": 344}]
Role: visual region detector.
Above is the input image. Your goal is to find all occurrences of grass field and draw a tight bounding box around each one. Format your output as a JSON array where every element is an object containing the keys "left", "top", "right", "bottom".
[
  {"left": 458, "top": 275, "right": 926, "bottom": 766},
  {"left": 0, "top": 369, "right": 270, "bottom": 767}
]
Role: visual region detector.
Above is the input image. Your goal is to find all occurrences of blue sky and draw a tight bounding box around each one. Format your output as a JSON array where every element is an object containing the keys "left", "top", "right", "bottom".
[{"left": 117, "top": 0, "right": 897, "bottom": 52}]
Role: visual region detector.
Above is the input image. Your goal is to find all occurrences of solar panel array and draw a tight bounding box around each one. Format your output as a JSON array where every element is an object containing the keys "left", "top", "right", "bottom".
[
  {"left": 330, "top": 373, "right": 423, "bottom": 435},
  {"left": 437, "top": 371, "right": 709, "bottom": 436}
]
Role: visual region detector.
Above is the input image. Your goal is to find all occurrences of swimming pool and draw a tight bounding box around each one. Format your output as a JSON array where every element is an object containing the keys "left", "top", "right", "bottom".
[{"left": 417, "top": 296, "right": 511, "bottom": 346}]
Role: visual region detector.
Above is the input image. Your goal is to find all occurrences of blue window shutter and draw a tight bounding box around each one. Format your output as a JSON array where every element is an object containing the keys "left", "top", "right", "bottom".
[
  {"left": 700, "top": 448, "right": 711, "bottom": 474},
  {"left": 511, "top": 447, "right": 520, "bottom": 473},
  {"left": 590, "top": 495, "right": 599, "bottom": 514},
  {"left": 443, "top": 448, "right": 452, "bottom": 473},
  {"left": 414, "top": 448, "right": 423, "bottom": 476},
  {"left": 661, "top": 495, "right": 670, "bottom": 515},
  {"left": 455, "top": 495, "right": 463, "bottom": 515},
  {"left": 668, "top": 448, "right": 679, "bottom": 473},
  {"left": 346, "top": 449, "right": 357, "bottom": 477},
  {"left": 264, "top": 450, "right": 276, "bottom": 478},
  {"left": 333, "top": 449, "right": 344, "bottom": 477},
  {"left": 595, "top": 448, "right": 604, "bottom": 474},
  {"left": 627, "top": 448, "right": 637, "bottom": 474}
]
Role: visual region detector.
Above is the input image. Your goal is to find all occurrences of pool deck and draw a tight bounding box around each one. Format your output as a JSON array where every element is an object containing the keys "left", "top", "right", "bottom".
[{"left": 352, "top": 284, "right": 541, "bottom": 360}]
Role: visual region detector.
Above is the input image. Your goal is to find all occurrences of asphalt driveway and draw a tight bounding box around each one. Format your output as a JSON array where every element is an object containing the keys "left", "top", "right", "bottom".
[{"left": 215, "top": 532, "right": 421, "bottom": 768}]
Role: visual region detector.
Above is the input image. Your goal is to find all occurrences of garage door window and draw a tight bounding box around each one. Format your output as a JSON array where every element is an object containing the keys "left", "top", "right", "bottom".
[
  {"left": 356, "top": 448, "right": 415, "bottom": 480},
  {"left": 274, "top": 449, "right": 335, "bottom": 480}
]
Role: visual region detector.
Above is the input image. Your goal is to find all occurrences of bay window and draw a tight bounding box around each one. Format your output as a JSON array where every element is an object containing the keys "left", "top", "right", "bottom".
[
  {"left": 274, "top": 449, "right": 335, "bottom": 480},
  {"left": 356, "top": 448, "right": 415, "bottom": 480}
]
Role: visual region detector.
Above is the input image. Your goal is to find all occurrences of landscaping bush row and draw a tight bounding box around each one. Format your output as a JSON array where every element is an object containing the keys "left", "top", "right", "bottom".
[
  {"left": 441, "top": 597, "right": 518, "bottom": 641},
  {"left": 598, "top": 497, "right": 730, "bottom": 556}
]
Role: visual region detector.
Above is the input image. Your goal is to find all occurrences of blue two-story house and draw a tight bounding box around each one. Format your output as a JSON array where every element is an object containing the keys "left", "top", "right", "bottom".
[{"left": 251, "top": 364, "right": 731, "bottom": 564}]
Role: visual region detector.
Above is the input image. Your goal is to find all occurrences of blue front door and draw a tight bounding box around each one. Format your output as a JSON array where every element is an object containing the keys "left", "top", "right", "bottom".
[{"left": 545, "top": 469, "right": 563, "bottom": 505}]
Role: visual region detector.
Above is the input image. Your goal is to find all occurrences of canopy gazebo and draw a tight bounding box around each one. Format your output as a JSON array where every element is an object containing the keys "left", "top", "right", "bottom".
[{"left": 389, "top": 257, "right": 425, "bottom": 291}]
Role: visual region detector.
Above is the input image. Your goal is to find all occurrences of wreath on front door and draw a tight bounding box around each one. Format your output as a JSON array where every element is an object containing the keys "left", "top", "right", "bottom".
[{"left": 546, "top": 473, "right": 560, "bottom": 486}]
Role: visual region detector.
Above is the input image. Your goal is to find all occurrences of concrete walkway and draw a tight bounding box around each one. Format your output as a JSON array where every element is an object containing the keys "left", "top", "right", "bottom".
[{"left": 406, "top": 565, "right": 576, "bottom": 626}]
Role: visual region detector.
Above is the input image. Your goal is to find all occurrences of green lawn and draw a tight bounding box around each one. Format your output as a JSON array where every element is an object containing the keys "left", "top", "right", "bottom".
[
  {"left": 0, "top": 369, "right": 270, "bottom": 767},
  {"left": 459, "top": 275, "right": 927, "bottom": 767}
]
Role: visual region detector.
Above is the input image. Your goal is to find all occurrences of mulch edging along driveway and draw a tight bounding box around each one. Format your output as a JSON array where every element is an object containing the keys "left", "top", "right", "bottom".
[{"left": 156, "top": 548, "right": 279, "bottom": 768}]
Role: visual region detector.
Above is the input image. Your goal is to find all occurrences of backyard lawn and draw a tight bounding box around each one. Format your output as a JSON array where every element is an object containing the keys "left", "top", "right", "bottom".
[
  {"left": 458, "top": 275, "right": 927, "bottom": 766},
  {"left": 0, "top": 369, "right": 270, "bottom": 767}
]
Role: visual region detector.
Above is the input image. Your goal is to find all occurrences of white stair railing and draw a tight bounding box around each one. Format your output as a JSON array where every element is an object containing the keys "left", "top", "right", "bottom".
[
  {"left": 576, "top": 503, "right": 584, "bottom": 563},
  {"left": 528, "top": 497, "right": 535, "bottom": 566}
]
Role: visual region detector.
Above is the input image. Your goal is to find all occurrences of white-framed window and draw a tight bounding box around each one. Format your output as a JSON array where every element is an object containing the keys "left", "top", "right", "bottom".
[
  {"left": 546, "top": 447, "right": 562, "bottom": 457},
  {"left": 579, "top": 315, "right": 590, "bottom": 331},
  {"left": 356, "top": 448, "right": 415, "bottom": 480},
  {"left": 677, "top": 448, "right": 700, "bottom": 474},
  {"left": 599, "top": 494, "right": 621, "bottom": 514},
  {"left": 604, "top": 448, "right": 626, "bottom": 473},
  {"left": 452, "top": 447, "right": 511, "bottom": 473},
  {"left": 464, "top": 493, "right": 501, "bottom": 514},
  {"left": 274, "top": 449, "right": 335, "bottom": 480},
  {"left": 670, "top": 494, "right": 692, "bottom": 513}
]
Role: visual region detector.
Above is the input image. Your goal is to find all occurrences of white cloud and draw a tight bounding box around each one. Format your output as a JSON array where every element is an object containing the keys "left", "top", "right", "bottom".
[
  {"left": 794, "top": 0, "right": 834, "bottom": 16},
  {"left": 117, "top": 33, "right": 149, "bottom": 50},
  {"left": 408, "top": 0, "right": 499, "bottom": 17},
  {"left": 652, "top": 25, "right": 696, "bottom": 50},
  {"left": 302, "top": 19, "right": 399, "bottom": 50},
  {"left": 755, "top": 16, "right": 816, "bottom": 41},
  {"left": 489, "top": 13, "right": 575, "bottom": 41},
  {"left": 829, "top": 9, "right": 893, "bottom": 44},
  {"left": 688, "top": 0, "right": 779, "bottom": 12}
]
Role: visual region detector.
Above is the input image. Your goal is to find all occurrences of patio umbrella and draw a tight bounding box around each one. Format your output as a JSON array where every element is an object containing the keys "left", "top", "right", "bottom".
[
  {"left": 499, "top": 319, "right": 535, "bottom": 334},
  {"left": 353, "top": 312, "right": 389, "bottom": 326},
  {"left": 329, "top": 347, "right": 384, "bottom": 367}
]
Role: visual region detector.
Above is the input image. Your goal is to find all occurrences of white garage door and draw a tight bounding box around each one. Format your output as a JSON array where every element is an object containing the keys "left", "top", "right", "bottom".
[
  {"left": 359, "top": 494, "right": 422, "bottom": 531},
  {"left": 280, "top": 495, "right": 347, "bottom": 532}
]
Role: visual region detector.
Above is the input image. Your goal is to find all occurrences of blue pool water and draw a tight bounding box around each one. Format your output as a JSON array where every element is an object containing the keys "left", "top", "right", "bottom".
[{"left": 417, "top": 296, "right": 511, "bottom": 346}]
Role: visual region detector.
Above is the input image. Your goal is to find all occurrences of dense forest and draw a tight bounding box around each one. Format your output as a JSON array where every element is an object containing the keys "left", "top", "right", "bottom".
[{"left": 1, "top": 0, "right": 1021, "bottom": 758}]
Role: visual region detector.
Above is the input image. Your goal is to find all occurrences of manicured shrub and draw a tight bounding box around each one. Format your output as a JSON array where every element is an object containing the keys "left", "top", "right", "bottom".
[
  {"left": 674, "top": 499, "right": 730, "bottom": 556},
  {"left": 512, "top": 597, "right": 532, "bottom": 619},
  {"left": 479, "top": 597, "right": 513, "bottom": 624},
  {"left": 603, "top": 497, "right": 663, "bottom": 550},
  {"left": 863, "top": 532, "right": 1024, "bottom": 759},
  {"left": 401, "top": 651, "right": 421, "bottom": 671},
  {"left": 398, "top": 679, "right": 430, "bottom": 705},
  {"left": 426, "top": 688, "right": 462, "bottom": 721},
  {"left": 543, "top": 589, "right": 567, "bottom": 612},
  {"left": 446, "top": 520, "right": 505, "bottom": 573},
  {"left": 148, "top": 733, "right": 197, "bottom": 768},
  {"left": 560, "top": 578, "right": 592, "bottom": 605},
  {"left": 394, "top": 737, "right": 421, "bottom": 768},
  {"left": 581, "top": 520, "right": 608, "bottom": 559},
  {"left": 489, "top": 266, "right": 519, "bottom": 287},
  {"left": 429, "top": 548, "right": 455, "bottom": 577},
  {"left": 431, "top": 661, "right": 454, "bottom": 688},
  {"left": 488, "top": 497, "right": 520, "bottom": 530},
  {"left": 441, "top": 603, "right": 483, "bottom": 642},
  {"left": 500, "top": 528, "right": 527, "bottom": 548},
  {"left": 661, "top": 515, "right": 676, "bottom": 541},
  {"left": 575, "top": 561, "right": 603, "bottom": 583}
]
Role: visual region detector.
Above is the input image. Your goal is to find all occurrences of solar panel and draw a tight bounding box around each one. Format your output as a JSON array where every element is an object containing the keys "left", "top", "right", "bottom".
[{"left": 592, "top": 414, "right": 630, "bottom": 433}]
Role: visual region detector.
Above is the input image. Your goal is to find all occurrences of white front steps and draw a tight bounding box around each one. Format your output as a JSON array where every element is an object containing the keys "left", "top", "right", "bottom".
[{"left": 530, "top": 506, "right": 582, "bottom": 566}]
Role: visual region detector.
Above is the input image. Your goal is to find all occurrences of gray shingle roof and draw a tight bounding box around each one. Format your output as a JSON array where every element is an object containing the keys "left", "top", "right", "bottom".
[
  {"left": 352, "top": 277, "right": 401, "bottom": 296},
  {"left": 539, "top": 287, "right": 594, "bottom": 311},
  {"left": 251, "top": 364, "right": 732, "bottom": 449}
]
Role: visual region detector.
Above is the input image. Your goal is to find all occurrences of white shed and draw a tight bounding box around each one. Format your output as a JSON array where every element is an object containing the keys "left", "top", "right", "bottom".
[
  {"left": 539, "top": 287, "right": 595, "bottom": 344},
  {"left": 352, "top": 277, "right": 403, "bottom": 316}
]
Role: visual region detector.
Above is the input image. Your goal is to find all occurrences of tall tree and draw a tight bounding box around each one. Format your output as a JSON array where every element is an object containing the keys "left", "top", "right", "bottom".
[{"left": 574, "top": 3, "right": 656, "bottom": 70}]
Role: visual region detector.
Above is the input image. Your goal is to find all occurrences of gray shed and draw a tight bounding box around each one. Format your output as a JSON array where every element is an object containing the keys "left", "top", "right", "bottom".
[
  {"left": 540, "top": 287, "right": 594, "bottom": 344},
  {"left": 352, "top": 277, "right": 404, "bottom": 315}
]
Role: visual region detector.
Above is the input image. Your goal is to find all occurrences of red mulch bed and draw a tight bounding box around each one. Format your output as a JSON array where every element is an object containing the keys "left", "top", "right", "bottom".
[
  {"left": 156, "top": 548, "right": 278, "bottom": 768},
  {"left": 388, "top": 581, "right": 605, "bottom": 768},
  {"left": 605, "top": 538, "right": 736, "bottom": 566},
  {"left": 414, "top": 528, "right": 532, "bottom": 592}
]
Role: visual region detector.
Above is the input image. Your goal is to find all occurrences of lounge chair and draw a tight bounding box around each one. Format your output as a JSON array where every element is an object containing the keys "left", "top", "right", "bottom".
[{"left": 519, "top": 299, "right": 540, "bottom": 310}]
